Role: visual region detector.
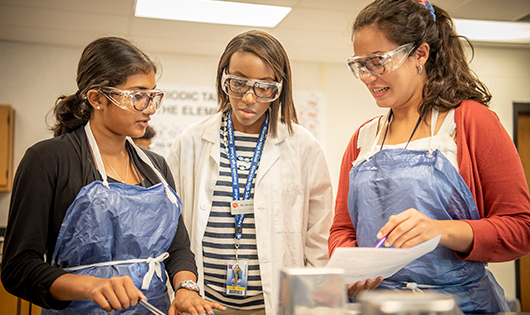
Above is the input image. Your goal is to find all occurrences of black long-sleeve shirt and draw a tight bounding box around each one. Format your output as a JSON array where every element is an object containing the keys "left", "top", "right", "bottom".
[{"left": 1, "top": 126, "right": 197, "bottom": 309}]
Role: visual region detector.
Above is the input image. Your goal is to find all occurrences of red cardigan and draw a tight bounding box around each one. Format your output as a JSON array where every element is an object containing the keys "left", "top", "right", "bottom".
[{"left": 329, "top": 100, "right": 530, "bottom": 262}]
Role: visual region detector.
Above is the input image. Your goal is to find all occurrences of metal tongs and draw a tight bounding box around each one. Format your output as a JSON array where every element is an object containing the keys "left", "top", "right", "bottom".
[{"left": 139, "top": 299, "right": 166, "bottom": 315}]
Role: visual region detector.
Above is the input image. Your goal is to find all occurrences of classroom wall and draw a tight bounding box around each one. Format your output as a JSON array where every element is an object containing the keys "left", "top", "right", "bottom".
[{"left": 0, "top": 39, "right": 529, "bottom": 300}]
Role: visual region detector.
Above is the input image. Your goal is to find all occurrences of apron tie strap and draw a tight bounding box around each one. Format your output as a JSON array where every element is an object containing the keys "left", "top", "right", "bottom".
[
  {"left": 63, "top": 252, "right": 170, "bottom": 290},
  {"left": 404, "top": 282, "right": 424, "bottom": 293},
  {"left": 142, "top": 252, "right": 169, "bottom": 290},
  {"left": 399, "top": 280, "right": 465, "bottom": 292}
]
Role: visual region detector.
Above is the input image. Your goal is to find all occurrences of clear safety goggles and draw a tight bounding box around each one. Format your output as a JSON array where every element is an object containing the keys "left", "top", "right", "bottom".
[
  {"left": 347, "top": 43, "right": 415, "bottom": 79},
  {"left": 97, "top": 86, "right": 164, "bottom": 112},
  {"left": 221, "top": 70, "right": 282, "bottom": 102}
]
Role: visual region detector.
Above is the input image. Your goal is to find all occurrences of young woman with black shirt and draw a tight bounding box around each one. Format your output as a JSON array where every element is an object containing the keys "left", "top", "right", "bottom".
[{"left": 1, "top": 36, "right": 225, "bottom": 315}]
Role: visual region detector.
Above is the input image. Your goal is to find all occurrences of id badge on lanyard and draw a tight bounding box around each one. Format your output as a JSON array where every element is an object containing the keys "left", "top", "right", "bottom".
[
  {"left": 224, "top": 110, "right": 268, "bottom": 296},
  {"left": 225, "top": 259, "right": 249, "bottom": 296}
]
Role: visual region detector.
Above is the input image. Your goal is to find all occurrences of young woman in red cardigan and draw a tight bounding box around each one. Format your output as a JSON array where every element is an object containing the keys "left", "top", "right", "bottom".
[{"left": 329, "top": 0, "right": 530, "bottom": 312}]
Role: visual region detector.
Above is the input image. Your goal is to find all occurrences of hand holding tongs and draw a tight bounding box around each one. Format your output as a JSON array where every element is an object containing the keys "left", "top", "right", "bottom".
[{"left": 139, "top": 299, "right": 166, "bottom": 315}]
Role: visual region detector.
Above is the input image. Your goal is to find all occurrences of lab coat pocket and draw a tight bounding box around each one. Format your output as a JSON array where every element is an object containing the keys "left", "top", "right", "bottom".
[{"left": 272, "top": 184, "right": 305, "bottom": 233}]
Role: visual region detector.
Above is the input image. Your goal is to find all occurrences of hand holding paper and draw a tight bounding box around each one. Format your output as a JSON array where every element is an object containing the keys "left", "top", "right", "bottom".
[{"left": 326, "top": 235, "right": 441, "bottom": 284}]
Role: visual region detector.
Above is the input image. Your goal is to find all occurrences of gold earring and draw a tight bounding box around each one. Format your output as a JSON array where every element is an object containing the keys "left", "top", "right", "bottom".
[{"left": 97, "top": 106, "right": 101, "bottom": 110}]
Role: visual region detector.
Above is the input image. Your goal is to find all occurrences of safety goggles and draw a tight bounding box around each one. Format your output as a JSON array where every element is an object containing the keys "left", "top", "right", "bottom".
[
  {"left": 97, "top": 86, "right": 164, "bottom": 112},
  {"left": 221, "top": 70, "right": 282, "bottom": 102},
  {"left": 347, "top": 43, "right": 415, "bottom": 79}
]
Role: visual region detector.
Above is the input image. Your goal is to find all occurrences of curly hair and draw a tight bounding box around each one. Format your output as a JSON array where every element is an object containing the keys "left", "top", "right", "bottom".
[{"left": 353, "top": 0, "right": 491, "bottom": 118}]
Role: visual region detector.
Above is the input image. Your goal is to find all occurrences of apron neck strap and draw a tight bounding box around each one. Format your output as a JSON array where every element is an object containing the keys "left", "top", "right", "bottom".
[
  {"left": 366, "top": 111, "right": 391, "bottom": 157},
  {"left": 85, "top": 122, "right": 109, "bottom": 187},
  {"left": 84, "top": 122, "right": 177, "bottom": 204},
  {"left": 428, "top": 108, "right": 439, "bottom": 153},
  {"left": 127, "top": 138, "right": 178, "bottom": 204}
]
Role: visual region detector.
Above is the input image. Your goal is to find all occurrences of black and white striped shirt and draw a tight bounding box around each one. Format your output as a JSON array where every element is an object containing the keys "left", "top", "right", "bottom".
[{"left": 202, "top": 127, "right": 264, "bottom": 309}]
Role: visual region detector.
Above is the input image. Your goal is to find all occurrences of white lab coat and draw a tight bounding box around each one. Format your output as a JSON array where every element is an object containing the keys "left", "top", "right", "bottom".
[{"left": 166, "top": 112, "right": 333, "bottom": 315}]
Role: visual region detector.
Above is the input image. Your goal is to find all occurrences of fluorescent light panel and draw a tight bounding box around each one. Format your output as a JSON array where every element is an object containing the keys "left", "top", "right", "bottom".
[
  {"left": 454, "top": 19, "right": 530, "bottom": 44},
  {"left": 134, "top": 0, "right": 291, "bottom": 28}
]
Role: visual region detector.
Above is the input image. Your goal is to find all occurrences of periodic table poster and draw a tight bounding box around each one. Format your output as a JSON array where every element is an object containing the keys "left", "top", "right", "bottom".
[{"left": 149, "top": 83, "right": 327, "bottom": 157}]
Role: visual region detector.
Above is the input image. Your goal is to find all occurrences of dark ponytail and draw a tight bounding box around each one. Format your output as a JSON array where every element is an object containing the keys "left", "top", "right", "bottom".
[
  {"left": 51, "top": 37, "right": 157, "bottom": 137},
  {"left": 52, "top": 92, "right": 92, "bottom": 137},
  {"left": 353, "top": 0, "right": 492, "bottom": 118}
]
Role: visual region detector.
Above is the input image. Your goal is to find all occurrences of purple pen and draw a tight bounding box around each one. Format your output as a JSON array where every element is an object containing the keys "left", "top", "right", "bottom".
[{"left": 374, "top": 234, "right": 388, "bottom": 248}]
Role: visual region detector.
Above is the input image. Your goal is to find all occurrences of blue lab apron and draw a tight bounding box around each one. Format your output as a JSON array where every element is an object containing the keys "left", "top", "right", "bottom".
[
  {"left": 347, "top": 112, "right": 509, "bottom": 313},
  {"left": 42, "top": 123, "right": 182, "bottom": 315}
]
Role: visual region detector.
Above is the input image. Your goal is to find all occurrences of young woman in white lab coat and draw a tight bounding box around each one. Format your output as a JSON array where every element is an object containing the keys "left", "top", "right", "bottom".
[{"left": 167, "top": 30, "right": 334, "bottom": 315}]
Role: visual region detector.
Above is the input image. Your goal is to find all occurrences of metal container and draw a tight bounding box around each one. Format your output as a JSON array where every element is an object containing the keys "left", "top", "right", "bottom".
[
  {"left": 278, "top": 268, "right": 346, "bottom": 315},
  {"left": 358, "top": 290, "right": 463, "bottom": 315}
]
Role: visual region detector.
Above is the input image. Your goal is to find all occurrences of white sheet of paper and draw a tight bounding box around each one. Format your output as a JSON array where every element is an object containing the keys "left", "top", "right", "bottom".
[{"left": 326, "top": 235, "right": 441, "bottom": 284}]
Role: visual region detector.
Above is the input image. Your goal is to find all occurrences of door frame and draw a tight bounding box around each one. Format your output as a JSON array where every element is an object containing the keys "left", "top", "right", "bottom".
[
  {"left": 513, "top": 102, "right": 530, "bottom": 146},
  {"left": 512, "top": 102, "right": 530, "bottom": 304}
]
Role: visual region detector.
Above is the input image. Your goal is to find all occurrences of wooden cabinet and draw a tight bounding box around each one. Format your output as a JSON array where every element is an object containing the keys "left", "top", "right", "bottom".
[
  {"left": 0, "top": 270, "right": 41, "bottom": 315},
  {"left": 0, "top": 104, "right": 15, "bottom": 191}
]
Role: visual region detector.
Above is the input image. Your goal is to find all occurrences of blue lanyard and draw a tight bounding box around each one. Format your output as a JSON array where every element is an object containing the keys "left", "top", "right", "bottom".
[{"left": 226, "top": 110, "right": 268, "bottom": 240}]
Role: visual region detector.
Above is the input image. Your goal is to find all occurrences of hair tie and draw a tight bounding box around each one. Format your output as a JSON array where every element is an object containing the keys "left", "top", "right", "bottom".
[
  {"left": 416, "top": 0, "right": 436, "bottom": 21},
  {"left": 75, "top": 90, "right": 87, "bottom": 100}
]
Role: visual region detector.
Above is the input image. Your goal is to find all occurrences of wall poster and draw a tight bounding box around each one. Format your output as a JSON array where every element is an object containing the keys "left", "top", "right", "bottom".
[{"left": 149, "top": 83, "right": 327, "bottom": 157}]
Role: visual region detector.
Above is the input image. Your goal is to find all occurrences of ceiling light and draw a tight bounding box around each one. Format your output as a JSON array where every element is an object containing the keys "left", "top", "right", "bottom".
[
  {"left": 454, "top": 19, "right": 530, "bottom": 44},
  {"left": 134, "top": 0, "right": 292, "bottom": 28}
]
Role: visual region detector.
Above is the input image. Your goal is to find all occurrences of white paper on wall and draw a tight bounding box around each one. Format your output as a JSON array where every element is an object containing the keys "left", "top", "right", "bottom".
[{"left": 293, "top": 90, "right": 327, "bottom": 150}]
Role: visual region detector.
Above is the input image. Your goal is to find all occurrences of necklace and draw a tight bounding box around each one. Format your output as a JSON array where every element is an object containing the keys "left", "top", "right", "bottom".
[
  {"left": 222, "top": 113, "right": 252, "bottom": 171},
  {"left": 102, "top": 152, "right": 129, "bottom": 183},
  {"left": 380, "top": 110, "right": 423, "bottom": 151}
]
